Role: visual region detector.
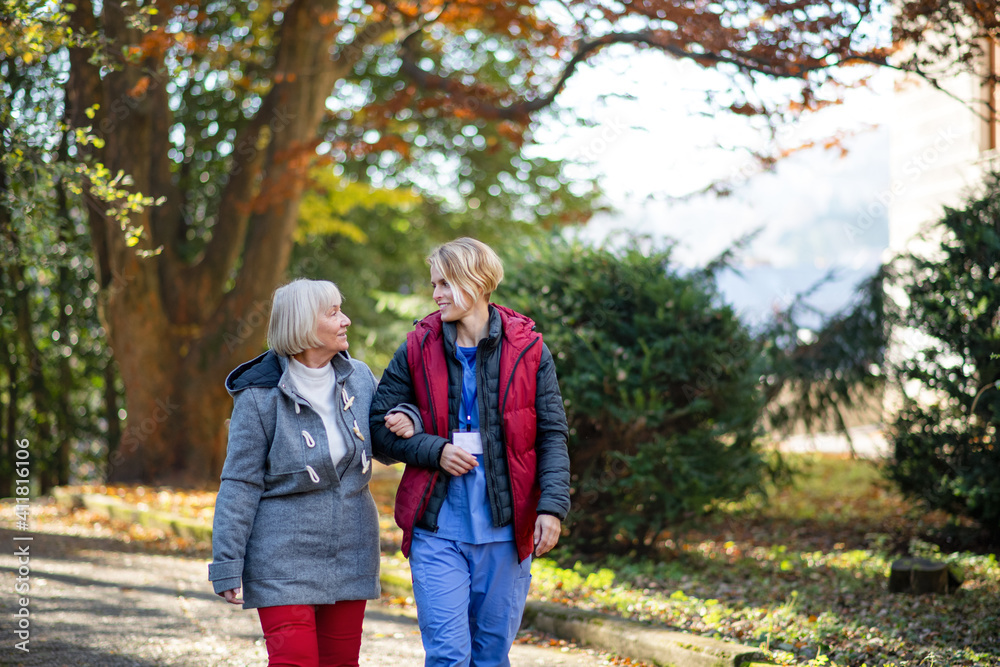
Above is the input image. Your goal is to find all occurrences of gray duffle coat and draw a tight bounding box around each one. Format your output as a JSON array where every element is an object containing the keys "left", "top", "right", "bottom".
[{"left": 209, "top": 349, "right": 392, "bottom": 609}]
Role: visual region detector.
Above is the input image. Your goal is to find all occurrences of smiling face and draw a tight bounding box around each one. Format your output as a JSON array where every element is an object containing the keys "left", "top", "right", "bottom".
[
  {"left": 431, "top": 265, "right": 478, "bottom": 323},
  {"left": 312, "top": 302, "right": 352, "bottom": 355}
]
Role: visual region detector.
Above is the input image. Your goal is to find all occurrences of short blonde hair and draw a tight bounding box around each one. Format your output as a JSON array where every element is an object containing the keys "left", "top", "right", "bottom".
[
  {"left": 427, "top": 238, "right": 504, "bottom": 309},
  {"left": 267, "top": 279, "right": 342, "bottom": 357}
]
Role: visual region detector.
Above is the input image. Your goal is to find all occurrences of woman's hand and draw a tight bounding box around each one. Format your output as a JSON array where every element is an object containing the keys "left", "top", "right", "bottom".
[
  {"left": 533, "top": 514, "right": 561, "bottom": 557},
  {"left": 439, "top": 443, "right": 478, "bottom": 476},
  {"left": 385, "top": 413, "right": 416, "bottom": 439},
  {"left": 221, "top": 588, "right": 243, "bottom": 604}
]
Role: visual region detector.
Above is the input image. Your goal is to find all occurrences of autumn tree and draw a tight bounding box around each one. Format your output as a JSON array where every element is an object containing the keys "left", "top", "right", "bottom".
[
  {"left": 1, "top": 3, "right": 122, "bottom": 494},
  {"left": 6, "top": 0, "right": 991, "bottom": 484}
]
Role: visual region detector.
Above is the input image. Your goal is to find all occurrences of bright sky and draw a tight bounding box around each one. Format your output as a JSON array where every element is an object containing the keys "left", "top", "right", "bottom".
[{"left": 530, "top": 47, "right": 895, "bottom": 327}]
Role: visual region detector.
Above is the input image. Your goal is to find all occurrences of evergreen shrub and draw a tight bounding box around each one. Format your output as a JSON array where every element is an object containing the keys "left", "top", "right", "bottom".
[
  {"left": 503, "top": 239, "right": 774, "bottom": 553},
  {"left": 884, "top": 173, "right": 1000, "bottom": 538}
]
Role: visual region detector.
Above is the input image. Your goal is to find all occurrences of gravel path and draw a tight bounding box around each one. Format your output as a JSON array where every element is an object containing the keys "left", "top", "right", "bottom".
[{"left": 0, "top": 529, "right": 615, "bottom": 667}]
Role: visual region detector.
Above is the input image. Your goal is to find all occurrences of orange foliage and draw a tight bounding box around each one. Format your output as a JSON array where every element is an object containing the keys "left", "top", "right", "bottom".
[
  {"left": 251, "top": 142, "right": 318, "bottom": 214},
  {"left": 369, "top": 134, "right": 411, "bottom": 158},
  {"left": 394, "top": 1, "right": 421, "bottom": 19},
  {"left": 453, "top": 107, "right": 478, "bottom": 120},
  {"left": 127, "top": 76, "right": 151, "bottom": 99},
  {"left": 132, "top": 28, "right": 202, "bottom": 63},
  {"left": 318, "top": 10, "right": 338, "bottom": 27},
  {"left": 136, "top": 31, "right": 173, "bottom": 60},
  {"left": 496, "top": 120, "right": 524, "bottom": 143},
  {"left": 103, "top": 0, "right": 906, "bottom": 172},
  {"left": 729, "top": 103, "right": 764, "bottom": 116},
  {"left": 779, "top": 127, "right": 867, "bottom": 160},
  {"left": 174, "top": 32, "right": 201, "bottom": 53},
  {"left": 787, "top": 98, "right": 842, "bottom": 114}
]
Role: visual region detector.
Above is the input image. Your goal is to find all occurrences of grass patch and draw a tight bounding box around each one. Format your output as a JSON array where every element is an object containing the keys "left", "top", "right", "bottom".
[{"left": 536, "top": 454, "right": 999, "bottom": 667}]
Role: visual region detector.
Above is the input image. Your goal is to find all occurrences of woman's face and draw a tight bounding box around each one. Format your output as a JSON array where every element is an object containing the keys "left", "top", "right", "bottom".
[
  {"left": 431, "top": 266, "right": 476, "bottom": 323},
  {"left": 313, "top": 302, "right": 352, "bottom": 354}
]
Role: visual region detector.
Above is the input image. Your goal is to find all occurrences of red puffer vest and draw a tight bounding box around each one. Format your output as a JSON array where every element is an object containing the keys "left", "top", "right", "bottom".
[{"left": 393, "top": 304, "right": 543, "bottom": 562}]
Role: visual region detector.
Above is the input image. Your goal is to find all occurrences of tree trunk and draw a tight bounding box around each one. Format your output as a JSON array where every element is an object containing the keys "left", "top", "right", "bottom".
[
  {"left": 0, "top": 340, "right": 15, "bottom": 498},
  {"left": 8, "top": 260, "right": 57, "bottom": 494},
  {"left": 107, "top": 343, "right": 232, "bottom": 486},
  {"left": 65, "top": 0, "right": 388, "bottom": 486},
  {"left": 54, "top": 135, "right": 74, "bottom": 487},
  {"left": 0, "top": 171, "right": 14, "bottom": 498},
  {"left": 103, "top": 358, "right": 122, "bottom": 478}
]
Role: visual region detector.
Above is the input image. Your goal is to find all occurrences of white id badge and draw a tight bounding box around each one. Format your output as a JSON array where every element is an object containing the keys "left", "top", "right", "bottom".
[{"left": 452, "top": 431, "right": 483, "bottom": 455}]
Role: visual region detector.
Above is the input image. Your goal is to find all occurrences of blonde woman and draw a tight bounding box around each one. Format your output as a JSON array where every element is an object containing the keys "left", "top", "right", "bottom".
[
  {"left": 370, "top": 238, "right": 570, "bottom": 667},
  {"left": 210, "top": 279, "right": 417, "bottom": 667}
]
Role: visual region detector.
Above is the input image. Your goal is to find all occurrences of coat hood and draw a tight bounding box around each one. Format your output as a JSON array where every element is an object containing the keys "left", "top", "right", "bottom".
[{"left": 225, "top": 349, "right": 356, "bottom": 396}]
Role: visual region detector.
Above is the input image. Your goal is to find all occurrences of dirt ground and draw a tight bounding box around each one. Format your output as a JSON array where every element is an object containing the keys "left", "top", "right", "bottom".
[{"left": 0, "top": 528, "right": 620, "bottom": 667}]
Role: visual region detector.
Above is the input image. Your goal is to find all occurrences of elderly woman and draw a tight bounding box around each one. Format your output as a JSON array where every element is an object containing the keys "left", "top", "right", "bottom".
[
  {"left": 371, "top": 238, "right": 571, "bottom": 667},
  {"left": 209, "top": 278, "right": 416, "bottom": 667}
]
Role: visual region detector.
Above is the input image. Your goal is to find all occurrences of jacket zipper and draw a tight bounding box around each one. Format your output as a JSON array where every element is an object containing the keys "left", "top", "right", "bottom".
[{"left": 479, "top": 340, "right": 502, "bottom": 526}]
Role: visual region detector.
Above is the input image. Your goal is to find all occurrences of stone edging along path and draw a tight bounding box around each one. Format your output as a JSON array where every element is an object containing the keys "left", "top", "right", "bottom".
[
  {"left": 51, "top": 488, "right": 213, "bottom": 542},
  {"left": 53, "top": 489, "right": 774, "bottom": 667}
]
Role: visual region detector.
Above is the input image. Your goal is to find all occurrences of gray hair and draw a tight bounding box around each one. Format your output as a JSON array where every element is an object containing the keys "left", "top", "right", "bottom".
[{"left": 266, "top": 279, "right": 343, "bottom": 357}]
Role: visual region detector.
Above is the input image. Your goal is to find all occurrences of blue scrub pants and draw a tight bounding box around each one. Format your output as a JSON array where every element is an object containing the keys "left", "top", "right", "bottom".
[{"left": 410, "top": 533, "right": 532, "bottom": 667}]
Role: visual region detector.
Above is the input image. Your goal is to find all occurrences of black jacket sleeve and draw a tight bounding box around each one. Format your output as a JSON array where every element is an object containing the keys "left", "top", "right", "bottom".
[
  {"left": 534, "top": 342, "right": 571, "bottom": 520},
  {"left": 370, "top": 341, "right": 449, "bottom": 469}
]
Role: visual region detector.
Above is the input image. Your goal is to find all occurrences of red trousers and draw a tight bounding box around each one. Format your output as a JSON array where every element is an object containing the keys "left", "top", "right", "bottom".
[{"left": 257, "top": 600, "right": 367, "bottom": 667}]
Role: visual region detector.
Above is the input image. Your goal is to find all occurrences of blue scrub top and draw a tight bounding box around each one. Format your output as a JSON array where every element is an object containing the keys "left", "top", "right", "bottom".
[{"left": 414, "top": 345, "right": 514, "bottom": 544}]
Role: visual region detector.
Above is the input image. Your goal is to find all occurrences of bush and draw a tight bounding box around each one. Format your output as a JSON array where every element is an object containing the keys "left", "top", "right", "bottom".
[
  {"left": 883, "top": 172, "right": 1000, "bottom": 538},
  {"left": 502, "top": 239, "right": 775, "bottom": 553}
]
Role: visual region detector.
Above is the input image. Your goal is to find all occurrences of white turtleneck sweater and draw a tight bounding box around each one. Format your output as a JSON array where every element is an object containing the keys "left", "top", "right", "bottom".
[{"left": 288, "top": 358, "right": 347, "bottom": 467}]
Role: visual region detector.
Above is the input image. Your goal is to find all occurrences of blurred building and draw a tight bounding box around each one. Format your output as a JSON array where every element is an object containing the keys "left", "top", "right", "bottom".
[
  {"left": 880, "top": 37, "right": 1000, "bottom": 419},
  {"left": 778, "top": 39, "right": 1000, "bottom": 458},
  {"left": 888, "top": 38, "right": 1000, "bottom": 257}
]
